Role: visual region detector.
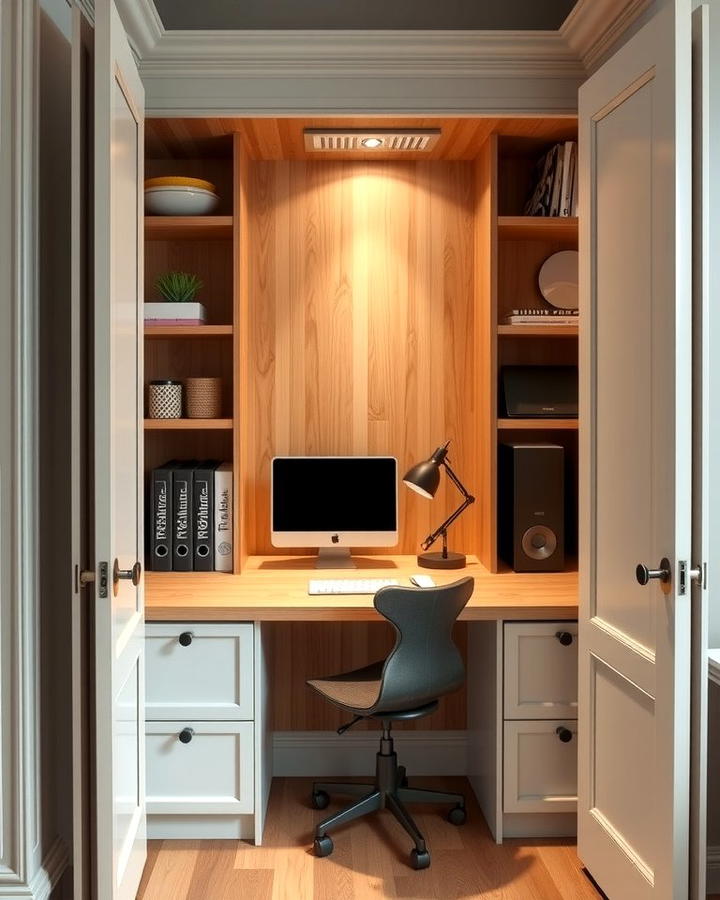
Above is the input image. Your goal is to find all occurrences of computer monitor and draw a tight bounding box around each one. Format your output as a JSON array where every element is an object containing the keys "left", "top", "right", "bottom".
[{"left": 271, "top": 456, "right": 398, "bottom": 568}]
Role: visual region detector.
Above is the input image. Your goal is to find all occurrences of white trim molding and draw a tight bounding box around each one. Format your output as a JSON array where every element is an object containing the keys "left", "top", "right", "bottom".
[
  {"left": 273, "top": 730, "right": 468, "bottom": 777},
  {"left": 560, "top": 0, "right": 652, "bottom": 71},
  {"left": 110, "top": 0, "right": 653, "bottom": 115}
]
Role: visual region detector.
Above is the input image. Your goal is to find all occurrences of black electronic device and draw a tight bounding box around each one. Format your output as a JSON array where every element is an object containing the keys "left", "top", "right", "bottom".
[
  {"left": 500, "top": 365, "right": 578, "bottom": 418},
  {"left": 498, "top": 443, "right": 565, "bottom": 572}
]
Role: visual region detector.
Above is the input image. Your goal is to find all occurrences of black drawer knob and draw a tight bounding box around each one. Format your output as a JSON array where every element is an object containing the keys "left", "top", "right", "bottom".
[
  {"left": 178, "top": 632, "right": 193, "bottom": 647},
  {"left": 556, "top": 631, "right": 573, "bottom": 646},
  {"left": 556, "top": 726, "right": 573, "bottom": 743},
  {"left": 179, "top": 727, "right": 194, "bottom": 744}
]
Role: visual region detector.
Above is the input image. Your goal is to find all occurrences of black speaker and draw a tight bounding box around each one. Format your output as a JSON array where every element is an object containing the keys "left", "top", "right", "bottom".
[
  {"left": 500, "top": 366, "right": 578, "bottom": 418},
  {"left": 498, "top": 443, "right": 565, "bottom": 572}
]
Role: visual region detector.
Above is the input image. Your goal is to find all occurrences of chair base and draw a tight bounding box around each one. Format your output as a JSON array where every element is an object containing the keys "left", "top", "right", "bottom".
[{"left": 311, "top": 722, "right": 465, "bottom": 868}]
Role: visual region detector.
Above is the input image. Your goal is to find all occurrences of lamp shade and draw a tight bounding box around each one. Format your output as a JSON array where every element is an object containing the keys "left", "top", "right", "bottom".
[{"left": 403, "top": 459, "right": 440, "bottom": 499}]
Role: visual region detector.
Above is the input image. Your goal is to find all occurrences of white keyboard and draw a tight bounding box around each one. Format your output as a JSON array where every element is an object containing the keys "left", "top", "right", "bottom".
[{"left": 308, "top": 578, "right": 400, "bottom": 596}]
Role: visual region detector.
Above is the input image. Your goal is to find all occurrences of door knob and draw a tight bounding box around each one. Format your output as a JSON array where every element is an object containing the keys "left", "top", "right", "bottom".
[
  {"left": 635, "top": 557, "right": 671, "bottom": 586},
  {"left": 113, "top": 558, "right": 142, "bottom": 596}
]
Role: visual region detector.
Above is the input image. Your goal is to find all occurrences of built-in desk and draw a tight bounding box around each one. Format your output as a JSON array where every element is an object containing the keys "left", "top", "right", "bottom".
[
  {"left": 143, "top": 554, "right": 579, "bottom": 844},
  {"left": 145, "top": 554, "right": 578, "bottom": 621}
]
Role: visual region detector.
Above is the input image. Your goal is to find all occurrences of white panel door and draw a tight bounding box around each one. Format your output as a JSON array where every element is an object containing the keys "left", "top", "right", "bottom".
[
  {"left": 93, "top": 1, "right": 145, "bottom": 898},
  {"left": 578, "top": 3, "right": 692, "bottom": 899}
]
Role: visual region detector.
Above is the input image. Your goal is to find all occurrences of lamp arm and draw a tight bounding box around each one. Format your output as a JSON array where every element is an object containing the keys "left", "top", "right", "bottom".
[
  {"left": 420, "top": 459, "right": 475, "bottom": 552},
  {"left": 421, "top": 494, "right": 475, "bottom": 551}
]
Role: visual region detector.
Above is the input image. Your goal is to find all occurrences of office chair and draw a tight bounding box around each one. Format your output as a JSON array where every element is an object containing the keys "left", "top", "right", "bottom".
[{"left": 306, "top": 576, "right": 474, "bottom": 870}]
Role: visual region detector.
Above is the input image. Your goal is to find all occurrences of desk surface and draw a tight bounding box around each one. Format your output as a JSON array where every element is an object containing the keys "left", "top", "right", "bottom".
[{"left": 145, "top": 555, "right": 578, "bottom": 622}]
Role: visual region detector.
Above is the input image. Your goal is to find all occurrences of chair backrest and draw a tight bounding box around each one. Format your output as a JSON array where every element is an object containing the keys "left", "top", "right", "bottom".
[{"left": 371, "top": 576, "right": 474, "bottom": 714}]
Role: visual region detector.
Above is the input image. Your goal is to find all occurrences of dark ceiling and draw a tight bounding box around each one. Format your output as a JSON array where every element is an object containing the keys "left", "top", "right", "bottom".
[{"left": 153, "top": 0, "right": 577, "bottom": 32}]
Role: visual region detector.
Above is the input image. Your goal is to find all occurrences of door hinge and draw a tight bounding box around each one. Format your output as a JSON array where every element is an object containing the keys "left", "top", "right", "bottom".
[{"left": 679, "top": 560, "right": 705, "bottom": 594}]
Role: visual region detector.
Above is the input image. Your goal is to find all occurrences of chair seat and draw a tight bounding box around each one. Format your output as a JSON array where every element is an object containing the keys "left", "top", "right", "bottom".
[
  {"left": 307, "top": 660, "right": 384, "bottom": 712},
  {"left": 307, "top": 664, "right": 439, "bottom": 719}
]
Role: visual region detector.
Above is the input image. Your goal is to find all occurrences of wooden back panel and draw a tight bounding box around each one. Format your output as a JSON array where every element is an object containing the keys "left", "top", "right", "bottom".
[{"left": 243, "top": 159, "right": 477, "bottom": 556}]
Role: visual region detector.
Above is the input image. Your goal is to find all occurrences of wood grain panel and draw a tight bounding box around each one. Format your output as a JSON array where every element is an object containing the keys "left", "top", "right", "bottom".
[
  {"left": 146, "top": 116, "right": 578, "bottom": 162},
  {"left": 474, "top": 136, "right": 498, "bottom": 572},
  {"left": 266, "top": 621, "right": 467, "bottom": 731},
  {"left": 244, "top": 160, "right": 477, "bottom": 556}
]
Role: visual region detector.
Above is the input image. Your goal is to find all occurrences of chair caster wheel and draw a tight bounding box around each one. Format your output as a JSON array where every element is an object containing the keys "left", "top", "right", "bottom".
[
  {"left": 410, "top": 849, "right": 431, "bottom": 870},
  {"left": 314, "top": 834, "right": 334, "bottom": 858},
  {"left": 447, "top": 805, "right": 466, "bottom": 826},
  {"left": 311, "top": 790, "right": 330, "bottom": 810}
]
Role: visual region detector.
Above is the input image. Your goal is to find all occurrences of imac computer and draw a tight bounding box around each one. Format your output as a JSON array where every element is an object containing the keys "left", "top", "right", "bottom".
[{"left": 271, "top": 456, "right": 398, "bottom": 568}]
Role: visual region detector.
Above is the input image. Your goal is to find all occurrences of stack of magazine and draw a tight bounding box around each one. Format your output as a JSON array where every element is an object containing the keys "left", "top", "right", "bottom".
[
  {"left": 502, "top": 309, "right": 579, "bottom": 326},
  {"left": 149, "top": 460, "right": 233, "bottom": 572},
  {"left": 523, "top": 141, "right": 578, "bottom": 217}
]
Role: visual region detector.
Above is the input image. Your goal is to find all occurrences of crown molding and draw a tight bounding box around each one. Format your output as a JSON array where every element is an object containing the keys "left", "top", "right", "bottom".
[
  {"left": 560, "top": 0, "right": 652, "bottom": 70},
  {"left": 136, "top": 29, "right": 584, "bottom": 79}
]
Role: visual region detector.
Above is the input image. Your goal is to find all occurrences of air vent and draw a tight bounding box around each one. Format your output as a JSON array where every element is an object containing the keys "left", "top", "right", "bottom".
[{"left": 304, "top": 129, "right": 441, "bottom": 153}]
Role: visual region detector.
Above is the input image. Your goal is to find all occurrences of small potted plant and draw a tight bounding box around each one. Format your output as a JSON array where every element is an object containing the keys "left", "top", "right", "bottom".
[{"left": 144, "top": 271, "right": 207, "bottom": 325}]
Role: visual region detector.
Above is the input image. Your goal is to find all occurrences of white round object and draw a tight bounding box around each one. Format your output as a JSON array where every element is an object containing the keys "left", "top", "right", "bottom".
[
  {"left": 144, "top": 187, "right": 219, "bottom": 216},
  {"left": 538, "top": 250, "right": 579, "bottom": 309}
]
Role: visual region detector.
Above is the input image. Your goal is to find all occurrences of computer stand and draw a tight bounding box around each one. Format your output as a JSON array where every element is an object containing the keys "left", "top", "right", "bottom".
[{"left": 315, "top": 547, "right": 357, "bottom": 569}]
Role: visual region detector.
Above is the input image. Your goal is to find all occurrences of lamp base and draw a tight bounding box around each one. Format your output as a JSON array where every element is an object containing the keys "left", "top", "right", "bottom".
[{"left": 417, "top": 550, "right": 467, "bottom": 570}]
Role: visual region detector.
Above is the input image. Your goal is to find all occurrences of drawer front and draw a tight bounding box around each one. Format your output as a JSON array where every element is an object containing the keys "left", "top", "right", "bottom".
[
  {"left": 146, "top": 720, "right": 254, "bottom": 815},
  {"left": 504, "top": 621, "right": 578, "bottom": 719},
  {"left": 503, "top": 720, "right": 577, "bottom": 814},
  {"left": 146, "top": 624, "right": 253, "bottom": 721}
]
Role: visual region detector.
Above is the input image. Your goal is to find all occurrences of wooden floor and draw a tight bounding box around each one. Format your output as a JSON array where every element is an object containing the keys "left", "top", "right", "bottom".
[{"left": 137, "top": 777, "right": 601, "bottom": 899}]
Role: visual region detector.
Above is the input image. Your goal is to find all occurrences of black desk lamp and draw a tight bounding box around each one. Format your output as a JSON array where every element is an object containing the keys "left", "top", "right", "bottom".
[{"left": 403, "top": 441, "right": 475, "bottom": 569}]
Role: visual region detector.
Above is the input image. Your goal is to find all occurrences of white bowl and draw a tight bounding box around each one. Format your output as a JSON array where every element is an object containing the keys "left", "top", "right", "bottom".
[{"left": 144, "top": 187, "right": 220, "bottom": 216}]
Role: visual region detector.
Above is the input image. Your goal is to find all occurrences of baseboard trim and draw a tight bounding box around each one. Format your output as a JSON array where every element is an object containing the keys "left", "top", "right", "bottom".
[
  {"left": 273, "top": 730, "right": 467, "bottom": 777},
  {"left": 708, "top": 845, "right": 720, "bottom": 893},
  {"left": 0, "top": 837, "right": 70, "bottom": 899}
]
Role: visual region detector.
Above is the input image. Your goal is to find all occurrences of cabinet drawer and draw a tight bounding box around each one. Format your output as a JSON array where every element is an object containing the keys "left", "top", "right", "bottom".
[
  {"left": 146, "top": 720, "right": 254, "bottom": 815},
  {"left": 504, "top": 622, "right": 578, "bottom": 719},
  {"left": 146, "top": 624, "right": 254, "bottom": 721},
  {"left": 503, "top": 720, "right": 577, "bottom": 814}
]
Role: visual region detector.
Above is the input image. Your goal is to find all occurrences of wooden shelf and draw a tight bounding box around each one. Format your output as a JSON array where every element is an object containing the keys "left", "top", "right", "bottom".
[
  {"left": 497, "top": 324, "right": 578, "bottom": 337},
  {"left": 144, "top": 418, "right": 233, "bottom": 430},
  {"left": 497, "top": 418, "right": 578, "bottom": 431},
  {"left": 497, "top": 216, "right": 578, "bottom": 241},
  {"left": 144, "top": 325, "right": 233, "bottom": 338},
  {"left": 145, "top": 216, "right": 233, "bottom": 241}
]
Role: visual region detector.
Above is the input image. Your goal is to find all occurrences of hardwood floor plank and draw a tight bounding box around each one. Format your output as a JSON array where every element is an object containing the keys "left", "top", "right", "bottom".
[{"left": 137, "top": 778, "right": 600, "bottom": 899}]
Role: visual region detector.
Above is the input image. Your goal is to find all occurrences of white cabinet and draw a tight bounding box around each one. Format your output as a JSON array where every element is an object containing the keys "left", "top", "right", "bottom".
[
  {"left": 146, "top": 720, "right": 254, "bottom": 815},
  {"left": 503, "top": 720, "right": 578, "bottom": 814},
  {"left": 146, "top": 623, "right": 254, "bottom": 720},
  {"left": 145, "top": 622, "right": 271, "bottom": 841},
  {"left": 504, "top": 622, "right": 578, "bottom": 719},
  {"left": 468, "top": 619, "right": 578, "bottom": 842}
]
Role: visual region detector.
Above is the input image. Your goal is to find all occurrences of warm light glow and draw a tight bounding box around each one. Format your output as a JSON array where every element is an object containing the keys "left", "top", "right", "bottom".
[{"left": 362, "top": 137, "right": 383, "bottom": 149}]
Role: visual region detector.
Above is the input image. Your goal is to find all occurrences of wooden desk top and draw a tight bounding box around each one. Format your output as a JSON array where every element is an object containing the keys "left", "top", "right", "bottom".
[{"left": 144, "top": 555, "right": 578, "bottom": 622}]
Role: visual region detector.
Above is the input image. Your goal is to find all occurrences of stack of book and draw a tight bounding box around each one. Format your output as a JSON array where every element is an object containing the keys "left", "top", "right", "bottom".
[
  {"left": 149, "top": 460, "right": 233, "bottom": 572},
  {"left": 502, "top": 309, "right": 579, "bottom": 326},
  {"left": 523, "top": 141, "right": 578, "bottom": 218}
]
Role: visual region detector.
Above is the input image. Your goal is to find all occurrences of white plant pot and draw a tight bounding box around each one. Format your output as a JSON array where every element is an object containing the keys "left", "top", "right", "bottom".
[{"left": 144, "top": 302, "right": 207, "bottom": 325}]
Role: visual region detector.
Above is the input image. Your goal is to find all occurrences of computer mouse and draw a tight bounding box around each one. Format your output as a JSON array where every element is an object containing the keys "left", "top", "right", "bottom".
[{"left": 410, "top": 574, "right": 436, "bottom": 588}]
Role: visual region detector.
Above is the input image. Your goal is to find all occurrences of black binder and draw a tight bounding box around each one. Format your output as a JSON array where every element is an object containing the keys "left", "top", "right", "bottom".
[
  {"left": 172, "top": 461, "right": 195, "bottom": 571},
  {"left": 150, "top": 461, "right": 174, "bottom": 571},
  {"left": 193, "top": 460, "right": 217, "bottom": 571}
]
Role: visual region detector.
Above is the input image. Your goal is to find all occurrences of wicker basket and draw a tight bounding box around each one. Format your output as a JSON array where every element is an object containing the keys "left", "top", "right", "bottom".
[
  {"left": 185, "top": 377, "right": 222, "bottom": 418},
  {"left": 148, "top": 380, "right": 182, "bottom": 418}
]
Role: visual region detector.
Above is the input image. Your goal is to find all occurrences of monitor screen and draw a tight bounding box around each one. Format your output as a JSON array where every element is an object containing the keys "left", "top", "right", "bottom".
[{"left": 271, "top": 456, "right": 398, "bottom": 540}]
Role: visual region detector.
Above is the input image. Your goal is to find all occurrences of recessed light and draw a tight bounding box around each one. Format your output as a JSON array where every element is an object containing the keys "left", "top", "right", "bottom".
[{"left": 303, "top": 129, "right": 441, "bottom": 152}]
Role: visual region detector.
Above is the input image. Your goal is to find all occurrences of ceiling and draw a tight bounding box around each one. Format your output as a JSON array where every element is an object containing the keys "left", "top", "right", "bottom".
[{"left": 152, "top": 0, "right": 578, "bottom": 32}]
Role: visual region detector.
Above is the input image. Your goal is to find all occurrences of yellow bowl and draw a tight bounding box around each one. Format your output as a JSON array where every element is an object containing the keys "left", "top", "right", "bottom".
[{"left": 144, "top": 176, "right": 216, "bottom": 192}]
